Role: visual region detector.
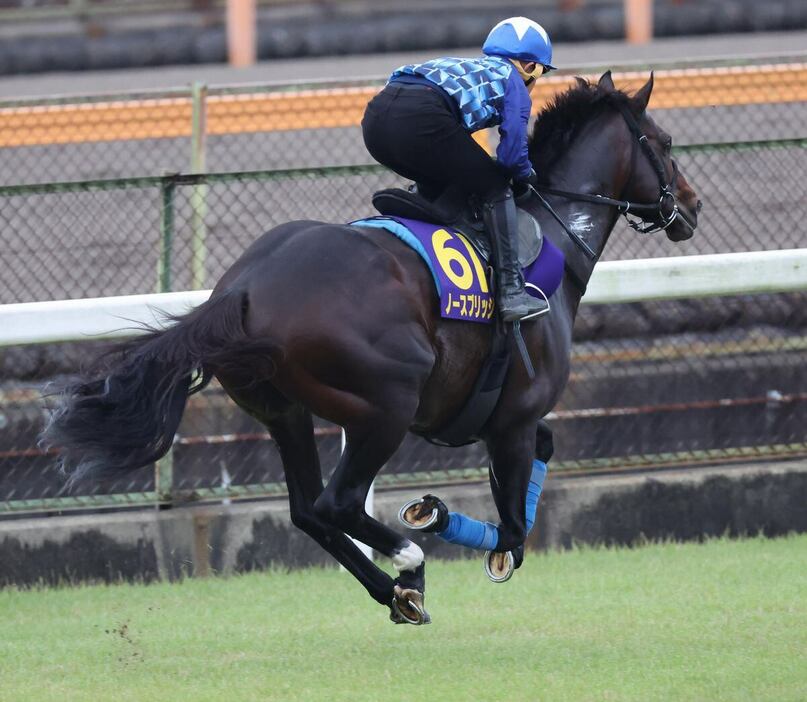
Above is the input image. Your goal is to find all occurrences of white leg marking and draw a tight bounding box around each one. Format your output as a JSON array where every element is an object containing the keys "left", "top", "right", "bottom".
[{"left": 392, "top": 542, "right": 424, "bottom": 572}]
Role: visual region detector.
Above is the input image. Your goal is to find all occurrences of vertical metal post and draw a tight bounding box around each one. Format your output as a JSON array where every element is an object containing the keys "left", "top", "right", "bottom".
[
  {"left": 156, "top": 174, "right": 176, "bottom": 508},
  {"left": 227, "top": 0, "right": 256, "bottom": 67},
  {"left": 155, "top": 447, "right": 174, "bottom": 508},
  {"left": 190, "top": 82, "right": 208, "bottom": 290},
  {"left": 157, "top": 174, "right": 176, "bottom": 294},
  {"left": 192, "top": 514, "right": 211, "bottom": 577},
  {"left": 625, "top": 0, "right": 653, "bottom": 44}
]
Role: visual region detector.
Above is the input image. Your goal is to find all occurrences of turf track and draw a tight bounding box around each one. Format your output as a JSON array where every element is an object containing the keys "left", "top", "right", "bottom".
[{"left": 1, "top": 534, "right": 805, "bottom": 702}]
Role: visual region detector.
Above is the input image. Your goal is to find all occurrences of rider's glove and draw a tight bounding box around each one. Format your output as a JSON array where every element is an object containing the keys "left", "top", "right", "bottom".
[{"left": 513, "top": 168, "right": 538, "bottom": 195}]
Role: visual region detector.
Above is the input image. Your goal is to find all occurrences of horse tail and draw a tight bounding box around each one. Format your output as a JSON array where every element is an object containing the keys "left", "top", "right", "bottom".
[{"left": 42, "top": 288, "right": 272, "bottom": 488}]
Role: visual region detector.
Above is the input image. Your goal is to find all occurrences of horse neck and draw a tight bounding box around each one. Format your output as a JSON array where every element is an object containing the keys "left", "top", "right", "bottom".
[{"left": 531, "top": 117, "right": 630, "bottom": 317}]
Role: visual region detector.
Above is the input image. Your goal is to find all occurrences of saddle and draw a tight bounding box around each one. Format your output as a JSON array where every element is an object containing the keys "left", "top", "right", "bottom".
[{"left": 372, "top": 186, "right": 543, "bottom": 268}]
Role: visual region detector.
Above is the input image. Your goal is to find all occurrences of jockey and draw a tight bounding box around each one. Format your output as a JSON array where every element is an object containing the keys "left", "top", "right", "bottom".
[{"left": 362, "top": 17, "right": 556, "bottom": 322}]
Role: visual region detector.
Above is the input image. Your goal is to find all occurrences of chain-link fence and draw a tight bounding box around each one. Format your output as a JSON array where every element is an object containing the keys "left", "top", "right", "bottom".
[
  {"left": 4, "top": 139, "right": 805, "bottom": 306},
  {"left": 1, "top": 59, "right": 806, "bottom": 514}
]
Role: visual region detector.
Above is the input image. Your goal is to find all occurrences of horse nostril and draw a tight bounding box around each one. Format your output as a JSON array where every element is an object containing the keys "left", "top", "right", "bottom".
[{"left": 696, "top": 200, "right": 703, "bottom": 213}]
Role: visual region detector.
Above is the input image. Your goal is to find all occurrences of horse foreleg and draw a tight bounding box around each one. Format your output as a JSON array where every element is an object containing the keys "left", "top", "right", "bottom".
[
  {"left": 482, "top": 420, "right": 552, "bottom": 580},
  {"left": 401, "top": 421, "right": 550, "bottom": 580},
  {"left": 400, "top": 420, "right": 552, "bottom": 562}
]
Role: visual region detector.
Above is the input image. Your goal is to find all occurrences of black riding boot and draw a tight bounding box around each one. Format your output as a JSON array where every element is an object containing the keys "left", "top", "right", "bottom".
[{"left": 483, "top": 189, "right": 549, "bottom": 322}]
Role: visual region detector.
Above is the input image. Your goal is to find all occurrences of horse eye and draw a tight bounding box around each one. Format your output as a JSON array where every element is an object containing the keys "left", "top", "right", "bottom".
[{"left": 663, "top": 137, "right": 673, "bottom": 152}]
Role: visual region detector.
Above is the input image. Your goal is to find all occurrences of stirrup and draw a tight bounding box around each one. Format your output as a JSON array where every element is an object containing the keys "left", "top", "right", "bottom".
[
  {"left": 499, "top": 295, "right": 549, "bottom": 323},
  {"left": 498, "top": 277, "right": 549, "bottom": 322},
  {"left": 523, "top": 284, "right": 551, "bottom": 320},
  {"left": 519, "top": 304, "right": 550, "bottom": 321}
]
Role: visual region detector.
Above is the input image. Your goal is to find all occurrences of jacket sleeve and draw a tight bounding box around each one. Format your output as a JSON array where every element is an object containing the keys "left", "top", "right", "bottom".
[{"left": 495, "top": 70, "right": 533, "bottom": 181}]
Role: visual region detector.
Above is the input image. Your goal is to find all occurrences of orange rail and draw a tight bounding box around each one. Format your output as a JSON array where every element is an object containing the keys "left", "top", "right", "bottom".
[{"left": 0, "top": 64, "right": 805, "bottom": 148}]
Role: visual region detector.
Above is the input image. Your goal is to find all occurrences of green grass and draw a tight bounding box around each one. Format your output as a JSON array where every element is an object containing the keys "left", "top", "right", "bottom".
[{"left": 1, "top": 535, "right": 806, "bottom": 702}]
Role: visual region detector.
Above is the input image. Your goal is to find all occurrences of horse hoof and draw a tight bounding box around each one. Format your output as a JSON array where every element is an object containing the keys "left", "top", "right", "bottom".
[
  {"left": 390, "top": 585, "right": 431, "bottom": 625},
  {"left": 483, "top": 550, "right": 515, "bottom": 583},
  {"left": 398, "top": 495, "right": 445, "bottom": 532}
]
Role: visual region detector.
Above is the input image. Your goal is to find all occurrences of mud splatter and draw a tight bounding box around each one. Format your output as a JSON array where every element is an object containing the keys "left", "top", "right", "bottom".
[{"left": 104, "top": 619, "right": 143, "bottom": 665}]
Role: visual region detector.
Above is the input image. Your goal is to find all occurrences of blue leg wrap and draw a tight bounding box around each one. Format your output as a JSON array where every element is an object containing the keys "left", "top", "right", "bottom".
[
  {"left": 435, "top": 459, "right": 548, "bottom": 552},
  {"left": 437, "top": 513, "right": 499, "bottom": 551},
  {"left": 525, "top": 459, "right": 547, "bottom": 534}
]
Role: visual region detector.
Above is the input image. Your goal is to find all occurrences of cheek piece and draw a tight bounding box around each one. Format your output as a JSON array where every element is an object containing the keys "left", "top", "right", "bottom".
[{"left": 435, "top": 459, "right": 548, "bottom": 550}]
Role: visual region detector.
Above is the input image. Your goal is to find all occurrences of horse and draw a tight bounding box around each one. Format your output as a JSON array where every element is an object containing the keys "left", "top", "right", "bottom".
[{"left": 43, "top": 72, "right": 700, "bottom": 625}]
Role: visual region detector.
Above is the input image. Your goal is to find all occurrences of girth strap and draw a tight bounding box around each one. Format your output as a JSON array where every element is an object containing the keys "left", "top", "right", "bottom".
[{"left": 426, "top": 319, "right": 510, "bottom": 447}]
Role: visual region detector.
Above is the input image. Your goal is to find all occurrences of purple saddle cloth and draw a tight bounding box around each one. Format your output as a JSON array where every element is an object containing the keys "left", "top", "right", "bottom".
[{"left": 350, "top": 215, "right": 565, "bottom": 324}]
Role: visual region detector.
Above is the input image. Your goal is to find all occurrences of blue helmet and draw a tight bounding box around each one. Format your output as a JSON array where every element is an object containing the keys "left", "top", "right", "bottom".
[{"left": 482, "top": 17, "right": 556, "bottom": 70}]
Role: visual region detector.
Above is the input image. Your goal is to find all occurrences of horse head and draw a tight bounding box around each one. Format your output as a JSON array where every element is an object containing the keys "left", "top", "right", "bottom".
[
  {"left": 529, "top": 71, "right": 702, "bottom": 258},
  {"left": 596, "top": 70, "right": 701, "bottom": 242}
]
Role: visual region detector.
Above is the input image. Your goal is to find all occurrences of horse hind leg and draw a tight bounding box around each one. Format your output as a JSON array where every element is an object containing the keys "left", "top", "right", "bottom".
[
  {"left": 219, "top": 376, "right": 396, "bottom": 608},
  {"left": 266, "top": 405, "right": 399, "bottom": 607},
  {"left": 312, "top": 408, "right": 431, "bottom": 625}
]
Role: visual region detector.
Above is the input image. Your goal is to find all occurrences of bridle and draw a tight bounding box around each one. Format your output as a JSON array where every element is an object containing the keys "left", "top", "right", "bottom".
[{"left": 531, "top": 96, "right": 682, "bottom": 260}]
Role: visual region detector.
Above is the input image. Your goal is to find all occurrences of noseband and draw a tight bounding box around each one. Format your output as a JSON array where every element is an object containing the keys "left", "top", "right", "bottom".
[{"left": 532, "top": 96, "right": 681, "bottom": 259}]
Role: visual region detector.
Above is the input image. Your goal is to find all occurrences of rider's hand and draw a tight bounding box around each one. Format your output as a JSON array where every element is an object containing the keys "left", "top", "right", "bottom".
[{"left": 513, "top": 168, "right": 538, "bottom": 196}]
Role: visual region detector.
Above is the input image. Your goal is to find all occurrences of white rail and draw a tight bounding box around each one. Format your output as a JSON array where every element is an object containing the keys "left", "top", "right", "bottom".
[
  {"left": 3, "top": 249, "right": 806, "bottom": 347},
  {"left": 1, "top": 290, "right": 210, "bottom": 347},
  {"left": 586, "top": 248, "right": 807, "bottom": 303}
]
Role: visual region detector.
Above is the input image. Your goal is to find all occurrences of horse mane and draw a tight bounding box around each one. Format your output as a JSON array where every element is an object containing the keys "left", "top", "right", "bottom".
[{"left": 528, "top": 77, "right": 636, "bottom": 176}]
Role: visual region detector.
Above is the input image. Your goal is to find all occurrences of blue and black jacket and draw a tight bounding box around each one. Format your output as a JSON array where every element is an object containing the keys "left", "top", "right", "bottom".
[{"left": 390, "top": 55, "right": 533, "bottom": 180}]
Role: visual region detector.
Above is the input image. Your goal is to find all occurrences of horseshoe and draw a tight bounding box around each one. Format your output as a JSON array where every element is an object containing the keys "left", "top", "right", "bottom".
[
  {"left": 390, "top": 585, "right": 431, "bottom": 625},
  {"left": 483, "top": 550, "right": 515, "bottom": 583},
  {"left": 398, "top": 496, "right": 441, "bottom": 531}
]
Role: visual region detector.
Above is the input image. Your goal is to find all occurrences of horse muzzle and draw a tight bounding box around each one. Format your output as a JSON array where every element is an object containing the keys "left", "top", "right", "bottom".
[{"left": 666, "top": 199, "right": 701, "bottom": 242}]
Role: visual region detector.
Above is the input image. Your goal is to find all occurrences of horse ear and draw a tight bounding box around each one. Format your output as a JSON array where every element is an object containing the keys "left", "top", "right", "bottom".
[
  {"left": 632, "top": 72, "right": 655, "bottom": 113},
  {"left": 575, "top": 76, "right": 588, "bottom": 90},
  {"left": 598, "top": 71, "right": 616, "bottom": 93}
]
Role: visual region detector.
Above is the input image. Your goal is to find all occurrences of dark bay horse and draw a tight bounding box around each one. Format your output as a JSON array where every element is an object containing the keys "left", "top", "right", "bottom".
[{"left": 44, "top": 72, "right": 700, "bottom": 624}]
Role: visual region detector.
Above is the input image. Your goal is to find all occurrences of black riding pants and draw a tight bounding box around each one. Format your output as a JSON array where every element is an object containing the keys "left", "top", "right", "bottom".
[{"left": 361, "top": 82, "right": 510, "bottom": 201}]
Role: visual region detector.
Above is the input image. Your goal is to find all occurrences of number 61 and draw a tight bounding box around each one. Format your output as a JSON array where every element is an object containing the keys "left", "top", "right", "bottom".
[{"left": 431, "top": 229, "right": 489, "bottom": 293}]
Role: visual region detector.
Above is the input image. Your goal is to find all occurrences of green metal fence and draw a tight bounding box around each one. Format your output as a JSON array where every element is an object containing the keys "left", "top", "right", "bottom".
[
  {"left": 1, "top": 137, "right": 806, "bottom": 515},
  {"left": 1, "top": 54, "right": 806, "bottom": 515},
  {"left": 2, "top": 139, "right": 806, "bottom": 304}
]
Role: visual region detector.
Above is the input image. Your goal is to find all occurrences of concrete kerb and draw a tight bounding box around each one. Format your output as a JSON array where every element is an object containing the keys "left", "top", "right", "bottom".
[{"left": 1, "top": 459, "right": 806, "bottom": 587}]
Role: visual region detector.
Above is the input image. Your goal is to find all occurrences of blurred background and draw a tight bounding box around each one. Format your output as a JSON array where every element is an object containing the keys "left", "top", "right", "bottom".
[
  {"left": 0, "top": 1, "right": 805, "bottom": 554},
  {"left": 0, "top": 0, "right": 806, "bottom": 75}
]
